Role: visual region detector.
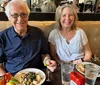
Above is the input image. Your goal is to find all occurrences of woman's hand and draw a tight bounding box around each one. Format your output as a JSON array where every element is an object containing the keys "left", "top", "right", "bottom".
[
  {"left": 43, "top": 54, "right": 57, "bottom": 72},
  {"left": 46, "top": 59, "right": 57, "bottom": 72},
  {"left": 73, "top": 59, "right": 83, "bottom": 64}
]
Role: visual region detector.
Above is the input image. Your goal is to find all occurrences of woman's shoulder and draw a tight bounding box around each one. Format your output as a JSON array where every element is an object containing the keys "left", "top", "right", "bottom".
[
  {"left": 49, "top": 28, "right": 59, "bottom": 39},
  {"left": 76, "top": 28, "right": 85, "bottom": 33},
  {"left": 50, "top": 28, "right": 58, "bottom": 34}
]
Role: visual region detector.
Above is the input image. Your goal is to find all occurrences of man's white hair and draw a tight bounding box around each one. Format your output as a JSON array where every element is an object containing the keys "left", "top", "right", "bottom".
[{"left": 5, "top": 0, "right": 30, "bottom": 17}]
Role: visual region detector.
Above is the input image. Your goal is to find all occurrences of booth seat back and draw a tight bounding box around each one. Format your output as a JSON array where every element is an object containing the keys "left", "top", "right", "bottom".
[
  {"left": 77, "top": 21, "right": 100, "bottom": 57},
  {"left": 43, "top": 21, "right": 100, "bottom": 57},
  {"left": 0, "top": 21, "right": 100, "bottom": 56}
]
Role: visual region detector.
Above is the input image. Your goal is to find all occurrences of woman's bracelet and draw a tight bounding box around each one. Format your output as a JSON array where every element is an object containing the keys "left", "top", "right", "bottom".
[{"left": 81, "top": 58, "right": 84, "bottom": 62}]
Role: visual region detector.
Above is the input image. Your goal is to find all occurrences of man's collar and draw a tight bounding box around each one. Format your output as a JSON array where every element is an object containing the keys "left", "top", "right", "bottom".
[
  {"left": 11, "top": 26, "right": 30, "bottom": 38},
  {"left": 11, "top": 26, "right": 18, "bottom": 37}
]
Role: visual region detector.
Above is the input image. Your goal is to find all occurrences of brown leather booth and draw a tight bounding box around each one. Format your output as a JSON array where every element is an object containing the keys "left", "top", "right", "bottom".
[{"left": 0, "top": 21, "right": 100, "bottom": 57}]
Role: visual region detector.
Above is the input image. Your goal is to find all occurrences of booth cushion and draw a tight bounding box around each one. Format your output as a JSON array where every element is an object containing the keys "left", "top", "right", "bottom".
[{"left": 0, "top": 21, "right": 100, "bottom": 56}]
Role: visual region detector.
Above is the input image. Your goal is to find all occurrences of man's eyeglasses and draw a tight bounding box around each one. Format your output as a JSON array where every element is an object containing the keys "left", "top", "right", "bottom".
[
  {"left": 59, "top": 1, "right": 73, "bottom": 6},
  {"left": 10, "top": 13, "right": 28, "bottom": 18}
]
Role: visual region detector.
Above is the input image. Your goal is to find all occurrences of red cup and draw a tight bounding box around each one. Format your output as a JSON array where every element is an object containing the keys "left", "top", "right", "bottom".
[{"left": 4, "top": 72, "right": 12, "bottom": 83}]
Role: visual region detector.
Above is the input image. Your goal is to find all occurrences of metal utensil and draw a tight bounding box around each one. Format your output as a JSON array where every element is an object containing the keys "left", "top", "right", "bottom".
[{"left": 46, "top": 68, "right": 51, "bottom": 82}]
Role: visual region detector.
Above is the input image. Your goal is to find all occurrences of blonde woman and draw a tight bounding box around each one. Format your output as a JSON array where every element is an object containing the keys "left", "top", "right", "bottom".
[{"left": 48, "top": 3, "right": 92, "bottom": 65}]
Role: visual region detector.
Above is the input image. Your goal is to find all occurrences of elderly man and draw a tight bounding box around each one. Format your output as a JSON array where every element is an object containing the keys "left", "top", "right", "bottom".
[{"left": 0, "top": 0, "right": 56, "bottom": 76}]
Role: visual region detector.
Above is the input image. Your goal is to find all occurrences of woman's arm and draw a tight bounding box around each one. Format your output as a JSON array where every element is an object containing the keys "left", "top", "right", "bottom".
[
  {"left": 0, "top": 63, "right": 6, "bottom": 76},
  {"left": 83, "top": 42, "right": 92, "bottom": 61},
  {"left": 49, "top": 43, "right": 61, "bottom": 65},
  {"left": 73, "top": 42, "right": 92, "bottom": 64}
]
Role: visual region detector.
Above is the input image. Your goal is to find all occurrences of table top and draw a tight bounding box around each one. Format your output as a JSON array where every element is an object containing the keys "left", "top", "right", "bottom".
[{"left": 42, "top": 67, "right": 100, "bottom": 85}]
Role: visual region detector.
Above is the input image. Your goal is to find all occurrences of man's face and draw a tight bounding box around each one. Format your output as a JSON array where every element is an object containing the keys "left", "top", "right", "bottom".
[{"left": 8, "top": 3, "right": 29, "bottom": 32}]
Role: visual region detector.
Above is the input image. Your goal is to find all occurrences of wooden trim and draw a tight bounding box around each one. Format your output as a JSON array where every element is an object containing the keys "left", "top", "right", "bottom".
[{"left": 0, "top": 12, "right": 100, "bottom": 21}]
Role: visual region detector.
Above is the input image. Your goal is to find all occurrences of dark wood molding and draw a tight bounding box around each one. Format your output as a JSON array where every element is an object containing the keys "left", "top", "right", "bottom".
[
  {"left": 0, "top": 12, "right": 100, "bottom": 21},
  {"left": 78, "top": 13, "right": 100, "bottom": 21},
  {"left": 29, "top": 12, "right": 55, "bottom": 21},
  {"left": 0, "top": 12, "right": 8, "bottom": 21}
]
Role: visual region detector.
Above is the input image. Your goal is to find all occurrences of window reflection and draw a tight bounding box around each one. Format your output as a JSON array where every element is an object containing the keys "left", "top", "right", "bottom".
[
  {"left": 0, "top": 0, "right": 99, "bottom": 13},
  {"left": 78, "top": 0, "right": 97, "bottom": 13},
  {"left": 31, "top": 0, "right": 56, "bottom": 12},
  {"left": 96, "top": 0, "right": 100, "bottom": 13}
]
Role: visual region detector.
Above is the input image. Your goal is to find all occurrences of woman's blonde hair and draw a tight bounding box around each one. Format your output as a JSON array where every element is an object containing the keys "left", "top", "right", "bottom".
[{"left": 55, "top": 3, "right": 78, "bottom": 30}]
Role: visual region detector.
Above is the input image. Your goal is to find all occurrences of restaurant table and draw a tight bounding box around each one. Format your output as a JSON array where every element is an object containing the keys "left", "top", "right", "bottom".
[{"left": 42, "top": 66, "right": 100, "bottom": 85}]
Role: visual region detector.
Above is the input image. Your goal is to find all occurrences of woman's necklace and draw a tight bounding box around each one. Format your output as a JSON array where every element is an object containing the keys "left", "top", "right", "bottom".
[{"left": 60, "top": 29, "right": 76, "bottom": 44}]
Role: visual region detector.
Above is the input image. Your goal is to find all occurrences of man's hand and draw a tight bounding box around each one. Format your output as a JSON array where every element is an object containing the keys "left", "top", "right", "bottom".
[{"left": 0, "top": 64, "right": 6, "bottom": 76}]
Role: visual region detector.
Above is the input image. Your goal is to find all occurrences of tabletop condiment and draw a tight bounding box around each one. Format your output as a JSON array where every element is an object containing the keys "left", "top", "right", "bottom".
[
  {"left": 70, "top": 71, "right": 85, "bottom": 85},
  {"left": 0, "top": 72, "right": 12, "bottom": 85},
  {"left": 0, "top": 76, "right": 5, "bottom": 85}
]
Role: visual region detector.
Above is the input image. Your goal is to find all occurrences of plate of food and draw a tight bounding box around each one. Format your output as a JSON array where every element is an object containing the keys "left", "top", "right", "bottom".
[
  {"left": 14, "top": 68, "right": 46, "bottom": 85},
  {"left": 76, "top": 62, "right": 100, "bottom": 77}
]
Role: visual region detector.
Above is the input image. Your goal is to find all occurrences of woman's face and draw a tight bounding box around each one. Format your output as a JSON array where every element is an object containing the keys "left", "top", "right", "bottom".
[{"left": 60, "top": 7, "right": 75, "bottom": 29}]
